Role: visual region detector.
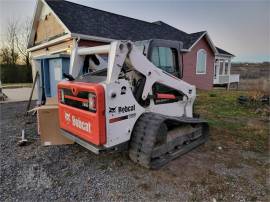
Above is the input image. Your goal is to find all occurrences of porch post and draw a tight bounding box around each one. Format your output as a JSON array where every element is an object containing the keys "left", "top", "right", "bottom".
[
  {"left": 227, "top": 58, "right": 231, "bottom": 90},
  {"left": 222, "top": 59, "right": 226, "bottom": 75},
  {"left": 228, "top": 58, "right": 231, "bottom": 75},
  {"left": 217, "top": 59, "right": 220, "bottom": 76}
]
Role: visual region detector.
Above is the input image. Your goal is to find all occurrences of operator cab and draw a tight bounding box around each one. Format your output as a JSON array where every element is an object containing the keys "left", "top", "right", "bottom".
[
  {"left": 76, "top": 39, "right": 183, "bottom": 79},
  {"left": 71, "top": 39, "right": 184, "bottom": 106},
  {"left": 135, "top": 39, "right": 184, "bottom": 105},
  {"left": 135, "top": 39, "right": 183, "bottom": 78}
]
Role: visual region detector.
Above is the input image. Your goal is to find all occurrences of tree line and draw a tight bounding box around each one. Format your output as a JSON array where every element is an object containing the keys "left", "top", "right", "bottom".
[{"left": 0, "top": 18, "right": 32, "bottom": 83}]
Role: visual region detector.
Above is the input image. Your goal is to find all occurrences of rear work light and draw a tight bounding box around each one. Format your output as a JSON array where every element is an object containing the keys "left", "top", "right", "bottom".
[
  {"left": 58, "top": 89, "right": 65, "bottom": 103},
  {"left": 88, "top": 93, "right": 96, "bottom": 111}
]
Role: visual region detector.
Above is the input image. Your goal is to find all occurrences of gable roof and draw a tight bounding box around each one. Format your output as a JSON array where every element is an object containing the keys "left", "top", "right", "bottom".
[
  {"left": 45, "top": 0, "right": 192, "bottom": 45},
  {"left": 216, "top": 47, "right": 234, "bottom": 57},
  {"left": 28, "top": 0, "right": 219, "bottom": 54},
  {"left": 183, "top": 31, "right": 217, "bottom": 54},
  {"left": 185, "top": 31, "right": 206, "bottom": 49}
]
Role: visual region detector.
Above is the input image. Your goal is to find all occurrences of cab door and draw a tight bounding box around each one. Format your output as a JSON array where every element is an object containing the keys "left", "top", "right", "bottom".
[
  {"left": 147, "top": 39, "right": 182, "bottom": 78},
  {"left": 147, "top": 40, "right": 184, "bottom": 104},
  {"left": 150, "top": 46, "right": 180, "bottom": 78}
]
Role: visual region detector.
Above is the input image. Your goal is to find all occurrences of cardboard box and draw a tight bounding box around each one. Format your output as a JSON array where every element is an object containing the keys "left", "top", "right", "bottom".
[
  {"left": 37, "top": 105, "right": 74, "bottom": 146},
  {"left": 46, "top": 97, "right": 58, "bottom": 105}
]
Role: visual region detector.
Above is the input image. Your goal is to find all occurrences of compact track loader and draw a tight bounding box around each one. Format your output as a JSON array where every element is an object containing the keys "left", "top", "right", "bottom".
[{"left": 58, "top": 39, "right": 208, "bottom": 169}]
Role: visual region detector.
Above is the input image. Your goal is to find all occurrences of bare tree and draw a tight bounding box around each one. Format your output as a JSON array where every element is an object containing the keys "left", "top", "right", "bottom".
[
  {"left": 0, "top": 19, "right": 19, "bottom": 66},
  {"left": 16, "top": 18, "right": 32, "bottom": 67},
  {"left": 0, "top": 18, "right": 31, "bottom": 67},
  {"left": 0, "top": 47, "right": 18, "bottom": 64},
  {"left": 6, "top": 19, "right": 19, "bottom": 65}
]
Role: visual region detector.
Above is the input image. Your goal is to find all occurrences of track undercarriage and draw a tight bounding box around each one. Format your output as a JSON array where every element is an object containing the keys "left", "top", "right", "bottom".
[{"left": 129, "top": 113, "right": 209, "bottom": 169}]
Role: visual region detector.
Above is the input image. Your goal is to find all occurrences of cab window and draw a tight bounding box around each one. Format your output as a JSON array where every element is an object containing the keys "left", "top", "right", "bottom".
[{"left": 150, "top": 47, "right": 178, "bottom": 74}]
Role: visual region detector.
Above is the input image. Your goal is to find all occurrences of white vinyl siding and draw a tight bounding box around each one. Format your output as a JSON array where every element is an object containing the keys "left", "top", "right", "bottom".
[{"left": 196, "top": 49, "right": 207, "bottom": 74}]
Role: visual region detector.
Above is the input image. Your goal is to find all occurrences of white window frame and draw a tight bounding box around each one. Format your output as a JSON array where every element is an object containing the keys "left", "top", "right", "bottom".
[{"left": 196, "top": 49, "right": 207, "bottom": 74}]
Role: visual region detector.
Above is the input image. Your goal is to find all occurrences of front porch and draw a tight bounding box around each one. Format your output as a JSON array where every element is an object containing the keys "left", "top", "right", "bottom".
[{"left": 214, "top": 56, "right": 240, "bottom": 86}]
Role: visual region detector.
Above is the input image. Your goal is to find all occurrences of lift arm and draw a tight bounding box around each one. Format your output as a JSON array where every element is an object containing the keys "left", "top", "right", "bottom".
[
  {"left": 68, "top": 40, "right": 196, "bottom": 110},
  {"left": 105, "top": 41, "right": 196, "bottom": 101}
]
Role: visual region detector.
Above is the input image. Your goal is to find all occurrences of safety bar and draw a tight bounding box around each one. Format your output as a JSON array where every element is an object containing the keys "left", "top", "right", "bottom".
[{"left": 77, "top": 45, "right": 111, "bottom": 55}]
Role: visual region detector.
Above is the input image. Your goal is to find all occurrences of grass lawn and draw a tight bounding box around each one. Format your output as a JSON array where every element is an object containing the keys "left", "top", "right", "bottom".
[{"left": 195, "top": 89, "right": 269, "bottom": 153}]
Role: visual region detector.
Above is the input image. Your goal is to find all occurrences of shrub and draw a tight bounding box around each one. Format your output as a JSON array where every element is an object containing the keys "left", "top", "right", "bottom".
[{"left": 209, "top": 93, "right": 217, "bottom": 97}]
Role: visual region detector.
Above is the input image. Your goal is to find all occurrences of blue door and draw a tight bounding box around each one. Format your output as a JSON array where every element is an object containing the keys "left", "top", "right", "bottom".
[{"left": 49, "top": 59, "right": 62, "bottom": 97}]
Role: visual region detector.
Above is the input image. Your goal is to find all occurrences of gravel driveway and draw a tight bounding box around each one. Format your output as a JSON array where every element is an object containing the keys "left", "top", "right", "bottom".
[{"left": 0, "top": 101, "right": 268, "bottom": 201}]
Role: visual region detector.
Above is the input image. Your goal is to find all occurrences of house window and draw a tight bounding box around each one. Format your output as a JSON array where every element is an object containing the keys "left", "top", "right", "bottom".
[
  {"left": 151, "top": 47, "right": 178, "bottom": 74},
  {"left": 196, "top": 49, "right": 207, "bottom": 74}
]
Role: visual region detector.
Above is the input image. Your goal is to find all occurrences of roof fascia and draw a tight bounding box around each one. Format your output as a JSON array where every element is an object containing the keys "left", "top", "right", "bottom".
[
  {"left": 27, "top": 0, "right": 42, "bottom": 48},
  {"left": 187, "top": 31, "right": 218, "bottom": 54},
  {"left": 181, "top": 49, "right": 190, "bottom": 52},
  {"left": 71, "top": 33, "right": 114, "bottom": 43},
  {"left": 215, "top": 53, "right": 235, "bottom": 58},
  {"left": 27, "top": 33, "right": 71, "bottom": 52},
  {"left": 204, "top": 32, "right": 218, "bottom": 54}
]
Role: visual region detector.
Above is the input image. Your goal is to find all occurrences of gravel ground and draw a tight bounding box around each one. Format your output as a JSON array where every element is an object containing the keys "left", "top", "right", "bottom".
[{"left": 0, "top": 101, "right": 269, "bottom": 201}]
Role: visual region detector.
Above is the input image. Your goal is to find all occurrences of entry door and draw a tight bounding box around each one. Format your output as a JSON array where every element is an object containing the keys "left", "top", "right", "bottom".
[{"left": 49, "top": 59, "right": 62, "bottom": 97}]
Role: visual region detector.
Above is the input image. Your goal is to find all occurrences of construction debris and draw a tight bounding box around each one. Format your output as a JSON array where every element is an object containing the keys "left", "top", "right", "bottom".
[
  {"left": 0, "top": 81, "right": 8, "bottom": 101},
  {"left": 238, "top": 95, "right": 270, "bottom": 105},
  {"left": 17, "top": 129, "right": 29, "bottom": 146}
]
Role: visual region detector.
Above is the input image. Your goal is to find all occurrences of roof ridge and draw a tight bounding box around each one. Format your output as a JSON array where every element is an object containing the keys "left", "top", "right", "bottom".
[{"left": 52, "top": 0, "right": 170, "bottom": 29}]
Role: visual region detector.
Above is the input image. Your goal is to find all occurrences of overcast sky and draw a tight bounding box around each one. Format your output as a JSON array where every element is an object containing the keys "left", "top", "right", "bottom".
[{"left": 0, "top": 0, "right": 269, "bottom": 62}]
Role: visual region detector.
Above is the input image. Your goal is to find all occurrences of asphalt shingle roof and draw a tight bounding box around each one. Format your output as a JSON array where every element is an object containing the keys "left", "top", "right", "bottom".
[
  {"left": 44, "top": 0, "right": 233, "bottom": 55},
  {"left": 45, "top": 0, "right": 195, "bottom": 48},
  {"left": 216, "top": 47, "right": 234, "bottom": 56}
]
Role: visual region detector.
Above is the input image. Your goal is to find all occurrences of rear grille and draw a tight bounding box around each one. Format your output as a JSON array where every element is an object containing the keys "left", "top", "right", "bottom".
[
  {"left": 63, "top": 89, "right": 88, "bottom": 98},
  {"left": 60, "top": 88, "right": 96, "bottom": 112}
]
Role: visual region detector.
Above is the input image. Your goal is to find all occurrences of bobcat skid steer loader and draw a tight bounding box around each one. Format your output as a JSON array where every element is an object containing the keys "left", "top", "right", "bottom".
[{"left": 58, "top": 39, "right": 208, "bottom": 169}]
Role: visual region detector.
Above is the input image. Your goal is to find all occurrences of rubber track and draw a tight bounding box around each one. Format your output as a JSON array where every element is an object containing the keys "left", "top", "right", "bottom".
[{"left": 128, "top": 112, "right": 209, "bottom": 169}]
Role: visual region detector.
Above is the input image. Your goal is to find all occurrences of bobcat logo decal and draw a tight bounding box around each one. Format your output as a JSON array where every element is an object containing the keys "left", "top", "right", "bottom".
[{"left": 109, "top": 107, "right": 116, "bottom": 113}]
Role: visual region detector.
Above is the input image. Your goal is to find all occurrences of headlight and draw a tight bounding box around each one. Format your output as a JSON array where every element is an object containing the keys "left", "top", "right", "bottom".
[
  {"left": 88, "top": 93, "right": 96, "bottom": 111},
  {"left": 58, "top": 89, "right": 65, "bottom": 103}
]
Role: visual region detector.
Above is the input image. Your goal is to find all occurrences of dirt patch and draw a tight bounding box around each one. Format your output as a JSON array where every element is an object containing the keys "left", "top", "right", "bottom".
[{"left": 0, "top": 101, "right": 269, "bottom": 201}]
